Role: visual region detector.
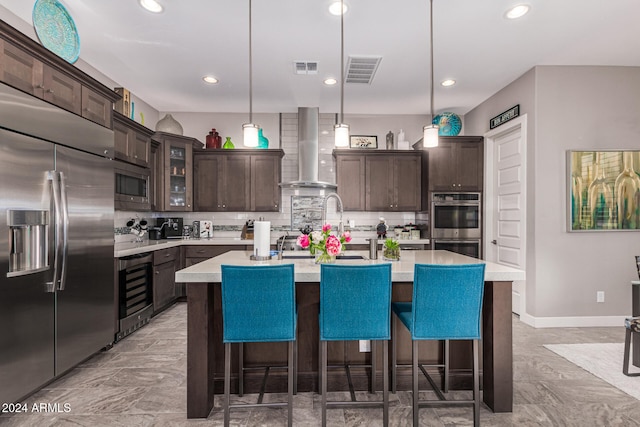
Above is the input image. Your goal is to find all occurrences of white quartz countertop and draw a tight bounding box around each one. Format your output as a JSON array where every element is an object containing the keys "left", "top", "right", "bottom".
[
  {"left": 175, "top": 250, "right": 525, "bottom": 283},
  {"left": 114, "top": 237, "right": 430, "bottom": 258}
]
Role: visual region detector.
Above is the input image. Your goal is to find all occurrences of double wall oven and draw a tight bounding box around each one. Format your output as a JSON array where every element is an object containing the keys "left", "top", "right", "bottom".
[{"left": 431, "top": 192, "right": 482, "bottom": 258}]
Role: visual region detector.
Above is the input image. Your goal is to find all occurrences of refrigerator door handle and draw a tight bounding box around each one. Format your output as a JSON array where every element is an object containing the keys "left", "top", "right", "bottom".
[
  {"left": 57, "top": 171, "right": 69, "bottom": 291},
  {"left": 47, "top": 171, "right": 62, "bottom": 293}
]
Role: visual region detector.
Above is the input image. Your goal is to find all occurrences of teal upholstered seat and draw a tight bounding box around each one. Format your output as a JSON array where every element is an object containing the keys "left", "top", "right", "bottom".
[
  {"left": 221, "top": 264, "right": 297, "bottom": 427},
  {"left": 319, "top": 263, "right": 392, "bottom": 427},
  {"left": 624, "top": 317, "right": 640, "bottom": 377},
  {"left": 391, "top": 263, "right": 485, "bottom": 426}
]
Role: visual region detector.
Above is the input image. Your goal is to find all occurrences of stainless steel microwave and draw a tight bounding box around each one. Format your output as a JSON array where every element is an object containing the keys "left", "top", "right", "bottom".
[{"left": 114, "top": 161, "right": 151, "bottom": 211}]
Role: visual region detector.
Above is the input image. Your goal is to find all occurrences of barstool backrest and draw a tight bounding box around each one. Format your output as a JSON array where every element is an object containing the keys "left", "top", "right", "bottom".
[
  {"left": 411, "top": 263, "right": 485, "bottom": 340},
  {"left": 319, "top": 264, "right": 392, "bottom": 341},
  {"left": 221, "top": 264, "right": 296, "bottom": 343}
]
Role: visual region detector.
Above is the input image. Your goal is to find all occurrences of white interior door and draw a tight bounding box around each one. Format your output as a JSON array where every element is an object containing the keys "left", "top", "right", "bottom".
[{"left": 484, "top": 115, "right": 527, "bottom": 315}]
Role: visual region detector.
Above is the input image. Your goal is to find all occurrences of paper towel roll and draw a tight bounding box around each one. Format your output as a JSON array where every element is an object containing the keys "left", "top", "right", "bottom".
[{"left": 253, "top": 221, "right": 271, "bottom": 257}]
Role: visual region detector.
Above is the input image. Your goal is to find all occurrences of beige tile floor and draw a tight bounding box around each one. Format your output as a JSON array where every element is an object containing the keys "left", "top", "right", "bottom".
[{"left": 1, "top": 302, "right": 639, "bottom": 426}]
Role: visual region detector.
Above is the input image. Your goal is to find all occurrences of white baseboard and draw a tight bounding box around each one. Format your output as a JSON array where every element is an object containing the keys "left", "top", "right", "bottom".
[{"left": 517, "top": 313, "right": 628, "bottom": 328}]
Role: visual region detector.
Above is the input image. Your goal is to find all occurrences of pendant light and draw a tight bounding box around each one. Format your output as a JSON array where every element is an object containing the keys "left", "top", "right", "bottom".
[
  {"left": 423, "top": 0, "right": 439, "bottom": 148},
  {"left": 334, "top": 0, "right": 349, "bottom": 147},
  {"left": 243, "top": 0, "right": 259, "bottom": 147}
]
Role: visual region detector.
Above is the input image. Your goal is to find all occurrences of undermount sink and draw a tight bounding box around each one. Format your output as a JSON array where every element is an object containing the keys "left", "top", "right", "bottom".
[{"left": 281, "top": 254, "right": 365, "bottom": 260}]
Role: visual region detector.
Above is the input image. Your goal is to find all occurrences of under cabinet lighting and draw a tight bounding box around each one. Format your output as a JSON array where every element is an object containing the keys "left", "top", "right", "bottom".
[
  {"left": 203, "top": 76, "right": 218, "bottom": 84},
  {"left": 441, "top": 79, "right": 456, "bottom": 87},
  {"left": 324, "top": 78, "right": 337, "bottom": 85},
  {"left": 139, "top": 0, "right": 163, "bottom": 13},
  {"left": 505, "top": 4, "right": 530, "bottom": 19}
]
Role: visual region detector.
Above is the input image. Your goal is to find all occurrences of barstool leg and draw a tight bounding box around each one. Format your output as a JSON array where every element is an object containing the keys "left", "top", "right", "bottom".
[
  {"left": 444, "top": 339, "right": 450, "bottom": 393},
  {"left": 412, "top": 340, "right": 419, "bottom": 427},
  {"left": 288, "top": 340, "right": 294, "bottom": 427},
  {"left": 294, "top": 326, "right": 299, "bottom": 395},
  {"left": 391, "top": 313, "right": 397, "bottom": 394},
  {"left": 623, "top": 329, "right": 640, "bottom": 376},
  {"left": 321, "top": 340, "right": 328, "bottom": 427},
  {"left": 371, "top": 340, "right": 377, "bottom": 393},
  {"left": 318, "top": 331, "right": 323, "bottom": 395},
  {"left": 239, "top": 342, "right": 244, "bottom": 397},
  {"left": 383, "top": 340, "right": 389, "bottom": 427},
  {"left": 224, "top": 342, "right": 231, "bottom": 427},
  {"left": 473, "top": 339, "right": 480, "bottom": 426}
]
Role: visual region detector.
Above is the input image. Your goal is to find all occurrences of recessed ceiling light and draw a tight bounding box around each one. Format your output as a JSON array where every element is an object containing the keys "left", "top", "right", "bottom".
[
  {"left": 505, "top": 4, "right": 530, "bottom": 19},
  {"left": 140, "top": 0, "right": 163, "bottom": 13},
  {"left": 329, "top": 2, "right": 348, "bottom": 16},
  {"left": 203, "top": 76, "right": 219, "bottom": 84},
  {"left": 441, "top": 79, "right": 456, "bottom": 87},
  {"left": 324, "top": 78, "right": 337, "bottom": 85}
]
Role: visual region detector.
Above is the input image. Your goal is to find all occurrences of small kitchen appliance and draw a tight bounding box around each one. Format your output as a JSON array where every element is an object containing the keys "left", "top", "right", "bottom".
[{"left": 155, "top": 217, "right": 183, "bottom": 239}]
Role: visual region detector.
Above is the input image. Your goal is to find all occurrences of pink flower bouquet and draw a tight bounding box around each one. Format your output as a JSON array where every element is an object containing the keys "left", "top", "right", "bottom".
[{"left": 296, "top": 223, "right": 351, "bottom": 263}]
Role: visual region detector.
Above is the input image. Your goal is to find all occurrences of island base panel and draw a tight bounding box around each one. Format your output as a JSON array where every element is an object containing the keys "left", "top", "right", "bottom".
[{"left": 482, "top": 281, "right": 513, "bottom": 412}]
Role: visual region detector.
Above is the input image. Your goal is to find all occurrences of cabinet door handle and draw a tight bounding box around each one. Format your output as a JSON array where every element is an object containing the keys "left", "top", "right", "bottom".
[
  {"left": 46, "top": 89, "right": 54, "bottom": 94},
  {"left": 165, "top": 253, "right": 171, "bottom": 257},
  {"left": 155, "top": 271, "right": 160, "bottom": 275},
  {"left": 35, "top": 84, "right": 44, "bottom": 89}
]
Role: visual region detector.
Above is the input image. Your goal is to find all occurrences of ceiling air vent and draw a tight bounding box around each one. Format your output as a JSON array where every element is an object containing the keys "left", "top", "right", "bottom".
[
  {"left": 293, "top": 61, "right": 319, "bottom": 75},
  {"left": 345, "top": 56, "right": 382, "bottom": 84}
]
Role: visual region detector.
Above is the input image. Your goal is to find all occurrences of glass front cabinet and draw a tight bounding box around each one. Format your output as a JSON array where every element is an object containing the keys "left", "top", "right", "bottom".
[{"left": 154, "top": 132, "right": 201, "bottom": 212}]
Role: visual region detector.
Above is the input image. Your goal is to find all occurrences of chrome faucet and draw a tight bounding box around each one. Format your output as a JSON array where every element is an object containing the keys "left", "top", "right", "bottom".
[{"left": 322, "top": 193, "right": 344, "bottom": 235}]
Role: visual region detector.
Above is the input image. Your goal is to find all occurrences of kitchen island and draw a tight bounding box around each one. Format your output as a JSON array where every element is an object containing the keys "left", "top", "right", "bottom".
[{"left": 176, "top": 250, "right": 525, "bottom": 419}]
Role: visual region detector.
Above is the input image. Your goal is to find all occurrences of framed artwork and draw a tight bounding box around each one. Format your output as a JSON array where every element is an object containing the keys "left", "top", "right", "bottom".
[
  {"left": 567, "top": 150, "right": 640, "bottom": 231},
  {"left": 636, "top": 255, "right": 640, "bottom": 280},
  {"left": 350, "top": 135, "right": 378, "bottom": 149}
]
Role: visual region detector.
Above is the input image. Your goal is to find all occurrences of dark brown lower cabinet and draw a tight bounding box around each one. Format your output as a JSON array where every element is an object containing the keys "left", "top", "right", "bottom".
[{"left": 153, "top": 247, "right": 180, "bottom": 313}]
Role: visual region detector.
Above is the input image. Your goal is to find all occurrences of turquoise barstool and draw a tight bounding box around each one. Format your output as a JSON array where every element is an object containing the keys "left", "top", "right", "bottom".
[
  {"left": 221, "top": 264, "right": 297, "bottom": 427},
  {"left": 319, "top": 263, "right": 392, "bottom": 427},
  {"left": 391, "top": 263, "right": 485, "bottom": 426}
]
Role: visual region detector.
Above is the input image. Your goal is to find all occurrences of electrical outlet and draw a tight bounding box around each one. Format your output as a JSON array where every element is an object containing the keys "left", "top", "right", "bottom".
[
  {"left": 596, "top": 291, "right": 605, "bottom": 303},
  {"left": 359, "top": 340, "right": 370, "bottom": 352},
  {"left": 349, "top": 219, "right": 355, "bottom": 228}
]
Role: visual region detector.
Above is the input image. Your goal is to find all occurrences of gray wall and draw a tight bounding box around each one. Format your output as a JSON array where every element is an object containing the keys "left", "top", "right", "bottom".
[{"left": 466, "top": 66, "right": 640, "bottom": 326}]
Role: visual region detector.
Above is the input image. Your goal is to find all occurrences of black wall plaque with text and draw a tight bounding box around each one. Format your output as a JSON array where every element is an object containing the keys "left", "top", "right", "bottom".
[{"left": 490, "top": 105, "right": 520, "bottom": 129}]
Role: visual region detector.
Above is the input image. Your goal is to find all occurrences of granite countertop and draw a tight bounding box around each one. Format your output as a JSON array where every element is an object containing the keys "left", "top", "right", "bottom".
[
  {"left": 175, "top": 250, "right": 526, "bottom": 283},
  {"left": 114, "top": 237, "right": 430, "bottom": 258}
]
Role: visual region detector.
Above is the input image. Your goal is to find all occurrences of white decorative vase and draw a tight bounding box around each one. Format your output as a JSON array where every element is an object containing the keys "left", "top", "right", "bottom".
[{"left": 155, "top": 114, "right": 183, "bottom": 135}]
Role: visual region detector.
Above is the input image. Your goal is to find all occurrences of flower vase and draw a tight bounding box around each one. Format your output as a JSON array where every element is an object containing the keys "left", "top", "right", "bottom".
[
  {"left": 258, "top": 128, "right": 269, "bottom": 149},
  {"left": 315, "top": 252, "right": 336, "bottom": 264}
]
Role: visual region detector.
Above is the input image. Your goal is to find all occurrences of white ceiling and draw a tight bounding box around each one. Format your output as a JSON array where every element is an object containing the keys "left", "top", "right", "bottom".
[{"left": 2, "top": 0, "right": 640, "bottom": 115}]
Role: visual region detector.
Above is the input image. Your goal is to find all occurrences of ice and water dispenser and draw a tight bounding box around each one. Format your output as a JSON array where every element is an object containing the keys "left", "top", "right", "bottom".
[{"left": 7, "top": 210, "right": 49, "bottom": 277}]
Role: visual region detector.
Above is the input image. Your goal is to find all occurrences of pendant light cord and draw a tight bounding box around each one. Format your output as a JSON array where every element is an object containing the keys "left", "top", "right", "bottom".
[
  {"left": 249, "top": 0, "right": 253, "bottom": 123},
  {"left": 339, "top": 0, "right": 345, "bottom": 124},
  {"left": 429, "top": 0, "right": 434, "bottom": 121}
]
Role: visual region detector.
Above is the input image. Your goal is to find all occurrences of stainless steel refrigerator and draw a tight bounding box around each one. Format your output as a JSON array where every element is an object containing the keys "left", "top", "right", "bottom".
[{"left": 0, "top": 82, "right": 115, "bottom": 403}]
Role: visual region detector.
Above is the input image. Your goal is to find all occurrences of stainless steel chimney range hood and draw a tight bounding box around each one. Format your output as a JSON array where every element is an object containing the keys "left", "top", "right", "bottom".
[{"left": 279, "top": 107, "right": 337, "bottom": 190}]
